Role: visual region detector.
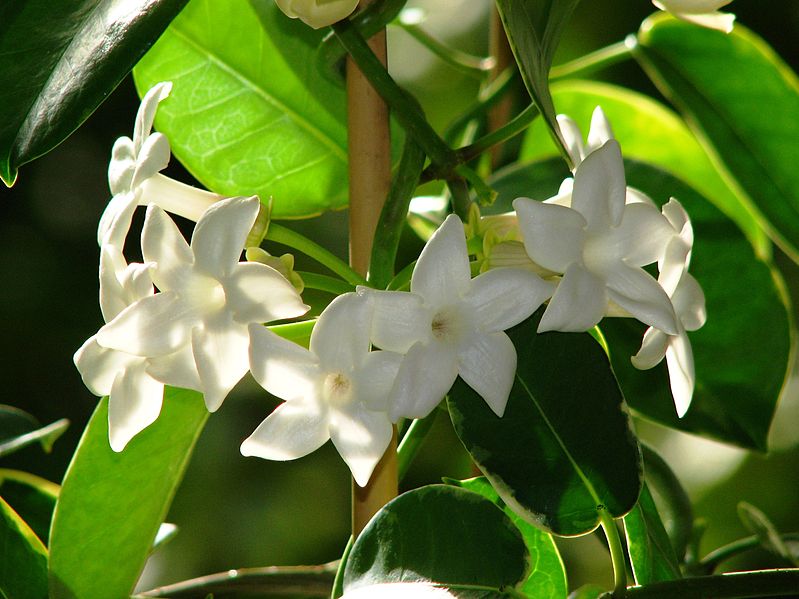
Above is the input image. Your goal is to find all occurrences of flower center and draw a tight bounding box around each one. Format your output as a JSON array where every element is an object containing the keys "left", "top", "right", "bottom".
[
  {"left": 184, "top": 273, "right": 226, "bottom": 313},
  {"left": 322, "top": 371, "right": 354, "bottom": 406},
  {"left": 430, "top": 306, "right": 462, "bottom": 343}
]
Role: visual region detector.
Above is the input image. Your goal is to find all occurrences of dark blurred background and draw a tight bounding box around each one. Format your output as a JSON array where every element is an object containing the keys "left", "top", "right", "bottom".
[{"left": 1, "top": 0, "right": 798, "bottom": 592}]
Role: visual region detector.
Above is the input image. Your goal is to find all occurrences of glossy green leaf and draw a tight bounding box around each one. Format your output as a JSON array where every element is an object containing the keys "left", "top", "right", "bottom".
[
  {"left": 489, "top": 158, "right": 792, "bottom": 450},
  {"left": 449, "top": 477, "right": 568, "bottom": 599},
  {"left": 49, "top": 388, "right": 208, "bottom": 599},
  {"left": 495, "top": 0, "right": 580, "bottom": 163},
  {"left": 624, "top": 483, "right": 681, "bottom": 585},
  {"left": 738, "top": 502, "right": 797, "bottom": 565},
  {"left": 0, "top": 0, "right": 189, "bottom": 186},
  {"left": 343, "top": 485, "right": 528, "bottom": 593},
  {"left": 519, "top": 80, "right": 769, "bottom": 257},
  {"left": 448, "top": 310, "right": 642, "bottom": 537},
  {"left": 0, "top": 470, "right": 58, "bottom": 547},
  {"left": 132, "top": 0, "right": 348, "bottom": 219},
  {"left": 634, "top": 15, "right": 799, "bottom": 263},
  {"left": 0, "top": 496, "right": 48, "bottom": 599},
  {"left": 0, "top": 418, "right": 69, "bottom": 459}
]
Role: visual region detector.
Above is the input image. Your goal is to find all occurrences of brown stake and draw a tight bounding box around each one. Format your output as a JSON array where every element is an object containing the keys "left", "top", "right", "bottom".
[{"left": 488, "top": 5, "right": 515, "bottom": 167}]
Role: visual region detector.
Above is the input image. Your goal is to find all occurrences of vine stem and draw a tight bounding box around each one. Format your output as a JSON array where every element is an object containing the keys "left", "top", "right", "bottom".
[
  {"left": 550, "top": 39, "right": 634, "bottom": 81},
  {"left": 600, "top": 508, "right": 628, "bottom": 597},
  {"left": 346, "top": 0, "right": 397, "bottom": 537},
  {"left": 396, "top": 412, "right": 438, "bottom": 481}
]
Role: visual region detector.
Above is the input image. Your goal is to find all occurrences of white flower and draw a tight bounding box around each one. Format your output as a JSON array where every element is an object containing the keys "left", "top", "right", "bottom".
[
  {"left": 632, "top": 199, "right": 707, "bottom": 417},
  {"left": 274, "top": 0, "right": 358, "bottom": 29},
  {"left": 360, "top": 215, "right": 555, "bottom": 420},
  {"left": 652, "top": 0, "right": 735, "bottom": 33},
  {"left": 96, "top": 196, "right": 309, "bottom": 412},
  {"left": 98, "top": 81, "right": 222, "bottom": 249},
  {"left": 558, "top": 106, "right": 614, "bottom": 170},
  {"left": 242, "top": 293, "right": 401, "bottom": 487},
  {"left": 341, "top": 583, "right": 457, "bottom": 598},
  {"left": 514, "top": 140, "right": 678, "bottom": 334}
]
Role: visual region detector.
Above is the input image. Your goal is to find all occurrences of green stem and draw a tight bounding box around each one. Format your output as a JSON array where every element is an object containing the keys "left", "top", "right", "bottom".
[
  {"left": 622, "top": 568, "right": 799, "bottom": 599},
  {"left": 455, "top": 103, "right": 539, "bottom": 165},
  {"left": 266, "top": 223, "right": 367, "bottom": 287},
  {"left": 550, "top": 39, "right": 634, "bottom": 81},
  {"left": 369, "top": 138, "right": 426, "bottom": 289},
  {"left": 446, "top": 177, "right": 472, "bottom": 221},
  {"left": 397, "top": 412, "right": 438, "bottom": 482},
  {"left": 298, "top": 272, "right": 355, "bottom": 296},
  {"left": 700, "top": 533, "right": 799, "bottom": 573},
  {"left": 395, "top": 22, "right": 495, "bottom": 78},
  {"left": 600, "top": 508, "right": 628, "bottom": 597}
]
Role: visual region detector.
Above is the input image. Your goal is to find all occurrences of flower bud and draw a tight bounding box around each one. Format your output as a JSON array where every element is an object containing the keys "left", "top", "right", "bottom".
[{"left": 274, "top": 0, "right": 359, "bottom": 29}]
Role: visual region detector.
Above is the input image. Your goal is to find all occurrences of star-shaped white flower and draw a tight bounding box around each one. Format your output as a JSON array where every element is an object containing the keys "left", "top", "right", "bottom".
[
  {"left": 632, "top": 199, "right": 707, "bottom": 417},
  {"left": 242, "top": 293, "right": 401, "bottom": 487},
  {"left": 98, "top": 81, "right": 222, "bottom": 250},
  {"left": 360, "top": 214, "right": 555, "bottom": 421},
  {"left": 514, "top": 140, "right": 678, "bottom": 334},
  {"left": 558, "top": 106, "right": 614, "bottom": 170},
  {"left": 652, "top": 0, "right": 735, "bottom": 33},
  {"left": 96, "top": 196, "right": 309, "bottom": 412}
]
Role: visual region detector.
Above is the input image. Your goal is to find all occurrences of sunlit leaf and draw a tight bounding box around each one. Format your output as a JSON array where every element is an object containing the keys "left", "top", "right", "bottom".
[
  {"left": 738, "top": 502, "right": 797, "bottom": 566},
  {"left": 449, "top": 310, "right": 642, "bottom": 537},
  {"left": 0, "top": 496, "right": 48, "bottom": 599},
  {"left": 634, "top": 15, "right": 799, "bottom": 263},
  {"left": 49, "top": 388, "right": 208, "bottom": 598},
  {"left": 0, "top": 0, "right": 189, "bottom": 186},
  {"left": 624, "top": 483, "right": 681, "bottom": 585},
  {"left": 133, "top": 0, "right": 348, "bottom": 219},
  {"left": 0, "top": 470, "right": 58, "bottom": 547}
]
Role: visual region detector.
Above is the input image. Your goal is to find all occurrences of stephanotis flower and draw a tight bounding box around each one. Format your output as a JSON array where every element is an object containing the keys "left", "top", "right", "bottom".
[
  {"left": 652, "top": 0, "right": 735, "bottom": 33},
  {"left": 274, "top": 0, "right": 358, "bottom": 29},
  {"left": 360, "top": 215, "right": 555, "bottom": 421},
  {"left": 558, "top": 106, "right": 614, "bottom": 170},
  {"left": 632, "top": 199, "right": 707, "bottom": 417},
  {"left": 96, "top": 196, "right": 309, "bottom": 412},
  {"left": 98, "top": 81, "right": 222, "bottom": 249},
  {"left": 242, "top": 293, "right": 401, "bottom": 487},
  {"left": 514, "top": 140, "right": 677, "bottom": 334}
]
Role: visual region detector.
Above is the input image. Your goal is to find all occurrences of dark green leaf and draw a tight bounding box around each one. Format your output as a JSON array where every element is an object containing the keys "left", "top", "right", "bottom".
[
  {"left": 0, "top": 496, "right": 48, "bottom": 599},
  {"left": 489, "top": 158, "right": 792, "bottom": 450},
  {"left": 132, "top": 0, "right": 349, "bottom": 219},
  {"left": 624, "top": 483, "right": 681, "bottom": 585},
  {"left": 343, "top": 485, "right": 528, "bottom": 593},
  {"left": 0, "top": 470, "right": 58, "bottom": 547},
  {"left": 0, "top": 418, "right": 69, "bottom": 458},
  {"left": 0, "top": 405, "right": 38, "bottom": 438},
  {"left": 495, "top": 0, "right": 581, "bottom": 163},
  {"left": 0, "top": 0, "right": 189, "bottom": 186},
  {"left": 738, "top": 502, "right": 797, "bottom": 566},
  {"left": 519, "top": 80, "right": 770, "bottom": 257},
  {"left": 49, "top": 388, "right": 208, "bottom": 598},
  {"left": 634, "top": 15, "right": 799, "bottom": 263},
  {"left": 449, "top": 477, "right": 567, "bottom": 599},
  {"left": 448, "top": 310, "right": 642, "bottom": 537}
]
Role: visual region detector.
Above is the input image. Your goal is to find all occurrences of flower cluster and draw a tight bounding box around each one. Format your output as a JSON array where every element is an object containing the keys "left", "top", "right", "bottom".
[{"left": 75, "top": 85, "right": 705, "bottom": 486}]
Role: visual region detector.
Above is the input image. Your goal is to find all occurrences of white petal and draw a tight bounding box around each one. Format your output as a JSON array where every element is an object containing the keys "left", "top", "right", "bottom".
[
  {"left": 248, "top": 324, "right": 320, "bottom": 402},
  {"left": 191, "top": 312, "right": 250, "bottom": 411},
  {"left": 285, "top": 0, "right": 359, "bottom": 29},
  {"left": 108, "top": 137, "right": 136, "bottom": 196},
  {"left": 98, "top": 192, "right": 138, "bottom": 249},
  {"left": 658, "top": 237, "right": 691, "bottom": 298},
  {"left": 514, "top": 198, "right": 586, "bottom": 272},
  {"left": 311, "top": 293, "right": 371, "bottom": 371},
  {"left": 330, "top": 403, "right": 393, "bottom": 487},
  {"left": 145, "top": 345, "right": 202, "bottom": 392},
  {"left": 666, "top": 333, "right": 696, "bottom": 418},
  {"left": 97, "top": 291, "right": 194, "bottom": 356},
  {"left": 465, "top": 268, "right": 555, "bottom": 333},
  {"left": 625, "top": 187, "right": 657, "bottom": 207},
  {"left": 241, "top": 399, "right": 329, "bottom": 461},
  {"left": 138, "top": 173, "right": 222, "bottom": 222},
  {"left": 539, "top": 263, "right": 607, "bottom": 332},
  {"left": 108, "top": 362, "right": 164, "bottom": 452},
  {"left": 653, "top": 0, "right": 732, "bottom": 12},
  {"left": 389, "top": 341, "right": 458, "bottom": 421},
  {"left": 411, "top": 214, "right": 471, "bottom": 306},
  {"left": 191, "top": 196, "right": 260, "bottom": 278},
  {"left": 571, "top": 140, "right": 626, "bottom": 230},
  {"left": 130, "top": 132, "right": 170, "bottom": 190},
  {"left": 556, "top": 114, "right": 586, "bottom": 166},
  {"left": 355, "top": 351, "right": 403, "bottom": 412},
  {"left": 100, "top": 246, "right": 153, "bottom": 323},
  {"left": 631, "top": 327, "right": 669, "bottom": 370},
  {"left": 673, "top": 273, "right": 707, "bottom": 331},
  {"left": 133, "top": 82, "right": 172, "bottom": 153},
  {"left": 676, "top": 11, "right": 735, "bottom": 33},
  {"left": 340, "top": 583, "right": 457, "bottom": 599},
  {"left": 360, "top": 288, "right": 431, "bottom": 353},
  {"left": 224, "top": 262, "right": 309, "bottom": 324},
  {"left": 662, "top": 198, "right": 690, "bottom": 239},
  {"left": 141, "top": 204, "right": 193, "bottom": 291},
  {"left": 605, "top": 264, "right": 679, "bottom": 335},
  {"left": 74, "top": 336, "right": 135, "bottom": 396},
  {"left": 457, "top": 332, "right": 517, "bottom": 417},
  {"left": 587, "top": 106, "right": 614, "bottom": 152},
  {"left": 610, "top": 202, "right": 675, "bottom": 267}
]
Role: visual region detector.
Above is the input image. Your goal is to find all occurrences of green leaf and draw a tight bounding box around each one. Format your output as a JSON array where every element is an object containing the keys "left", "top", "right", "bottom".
[
  {"left": 449, "top": 477, "right": 567, "bottom": 599},
  {"left": 0, "top": 0, "right": 189, "bottom": 186},
  {"left": 132, "top": 0, "right": 349, "bottom": 219},
  {"left": 0, "top": 404, "right": 69, "bottom": 458},
  {"left": 738, "top": 502, "right": 797, "bottom": 566},
  {"left": 49, "top": 388, "right": 208, "bottom": 598},
  {"left": 518, "top": 79, "right": 770, "bottom": 258},
  {"left": 624, "top": 483, "right": 682, "bottom": 585},
  {"left": 567, "top": 585, "right": 607, "bottom": 599},
  {"left": 0, "top": 496, "right": 48, "bottom": 599},
  {"left": 448, "top": 310, "right": 642, "bottom": 537},
  {"left": 0, "top": 470, "right": 58, "bottom": 547},
  {"left": 495, "top": 0, "right": 581, "bottom": 164},
  {"left": 634, "top": 15, "right": 799, "bottom": 263},
  {"left": 489, "top": 158, "right": 792, "bottom": 450},
  {"left": 343, "top": 485, "right": 529, "bottom": 593}
]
